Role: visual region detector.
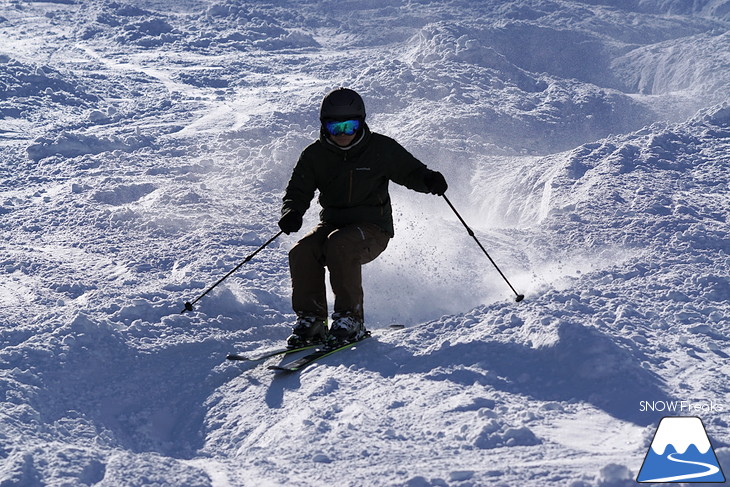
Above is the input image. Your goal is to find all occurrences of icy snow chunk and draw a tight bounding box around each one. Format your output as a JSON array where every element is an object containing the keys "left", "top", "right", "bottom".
[
  {"left": 703, "top": 102, "right": 730, "bottom": 126},
  {"left": 27, "top": 131, "right": 151, "bottom": 161},
  {"left": 87, "top": 110, "right": 108, "bottom": 123},
  {"left": 0, "top": 57, "right": 98, "bottom": 120},
  {"left": 253, "top": 30, "right": 320, "bottom": 50},
  {"left": 472, "top": 419, "right": 541, "bottom": 449},
  {"left": 449, "top": 470, "right": 474, "bottom": 481},
  {"left": 449, "top": 397, "right": 496, "bottom": 412},
  {"left": 312, "top": 453, "right": 332, "bottom": 463},
  {"left": 597, "top": 463, "right": 632, "bottom": 486},
  {"left": 126, "top": 18, "right": 173, "bottom": 36},
  {"left": 93, "top": 183, "right": 157, "bottom": 205},
  {"left": 404, "top": 477, "right": 431, "bottom": 487},
  {"left": 112, "top": 4, "right": 151, "bottom": 17},
  {"left": 78, "top": 1, "right": 178, "bottom": 45}
]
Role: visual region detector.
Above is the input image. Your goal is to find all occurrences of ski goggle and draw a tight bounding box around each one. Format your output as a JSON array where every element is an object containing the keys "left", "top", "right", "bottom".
[{"left": 324, "top": 119, "right": 361, "bottom": 136}]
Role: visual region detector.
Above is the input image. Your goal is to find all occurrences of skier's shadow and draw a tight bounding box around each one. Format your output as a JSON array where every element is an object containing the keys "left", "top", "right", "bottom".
[
  {"left": 265, "top": 363, "right": 305, "bottom": 408},
  {"left": 329, "top": 322, "right": 674, "bottom": 426},
  {"left": 263, "top": 338, "right": 380, "bottom": 409}
]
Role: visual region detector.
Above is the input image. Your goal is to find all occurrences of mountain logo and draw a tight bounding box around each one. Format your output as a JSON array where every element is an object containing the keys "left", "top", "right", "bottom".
[{"left": 637, "top": 416, "right": 726, "bottom": 483}]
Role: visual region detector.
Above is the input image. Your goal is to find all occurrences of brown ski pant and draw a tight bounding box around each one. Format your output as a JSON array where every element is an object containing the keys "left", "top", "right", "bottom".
[{"left": 289, "top": 223, "right": 390, "bottom": 321}]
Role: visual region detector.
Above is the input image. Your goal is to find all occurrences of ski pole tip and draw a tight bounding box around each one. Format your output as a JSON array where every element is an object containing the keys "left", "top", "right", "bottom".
[
  {"left": 515, "top": 294, "right": 525, "bottom": 303},
  {"left": 181, "top": 301, "right": 194, "bottom": 313}
]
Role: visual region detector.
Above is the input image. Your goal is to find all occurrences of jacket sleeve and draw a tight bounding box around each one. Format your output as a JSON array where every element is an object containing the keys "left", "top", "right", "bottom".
[
  {"left": 282, "top": 148, "right": 317, "bottom": 216},
  {"left": 386, "top": 139, "right": 431, "bottom": 193}
]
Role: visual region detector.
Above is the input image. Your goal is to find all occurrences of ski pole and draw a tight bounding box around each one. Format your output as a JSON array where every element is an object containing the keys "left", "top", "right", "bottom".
[
  {"left": 180, "top": 230, "right": 284, "bottom": 313},
  {"left": 442, "top": 194, "right": 525, "bottom": 302}
]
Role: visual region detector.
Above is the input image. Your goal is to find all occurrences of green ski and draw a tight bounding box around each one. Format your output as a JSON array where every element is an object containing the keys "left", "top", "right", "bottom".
[
  {"left": 268, "top": 335, "right": 370, "bottom": 372},
  {"left": 226, "top": 344, "right": 317, "bottom": 362}
]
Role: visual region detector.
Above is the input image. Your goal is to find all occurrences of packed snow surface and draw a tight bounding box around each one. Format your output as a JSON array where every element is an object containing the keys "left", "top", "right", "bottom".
[{"left": 1, "top": 1, "right": 729, "bottom": 486}]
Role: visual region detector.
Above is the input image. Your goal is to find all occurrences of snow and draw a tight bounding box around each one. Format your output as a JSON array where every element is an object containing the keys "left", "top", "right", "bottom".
[{"left": 0, "top": 0, "right": 728, "bottom": 486}]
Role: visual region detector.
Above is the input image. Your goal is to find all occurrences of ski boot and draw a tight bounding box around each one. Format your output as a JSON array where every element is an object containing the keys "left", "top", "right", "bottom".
[
  {"left": 286, "top": 315, "right": 328, "bottom": 348},
  {"left": 326, "top": 312, "right": 369, "bottom": 348}
]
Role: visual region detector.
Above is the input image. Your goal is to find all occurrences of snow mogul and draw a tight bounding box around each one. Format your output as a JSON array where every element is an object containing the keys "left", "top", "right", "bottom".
[{"left": 278, "top": 87, "right": 448, "bottom": 348}]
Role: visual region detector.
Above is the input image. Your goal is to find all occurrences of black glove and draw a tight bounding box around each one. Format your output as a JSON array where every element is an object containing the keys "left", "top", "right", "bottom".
[
  {"left": 278, "top": 209, "right": 303, "bottom": 234},
  {"left": 424, "top": 170, "right": 448, "bottom": 196}
]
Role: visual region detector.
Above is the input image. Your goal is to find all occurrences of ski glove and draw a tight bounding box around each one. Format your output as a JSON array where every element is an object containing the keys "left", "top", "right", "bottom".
[
  {"left": 424, "top": 170, "right": 448, "bottom": 196},
  {"left": 278, "top": 209, "right": 303, "bottom": 234}
]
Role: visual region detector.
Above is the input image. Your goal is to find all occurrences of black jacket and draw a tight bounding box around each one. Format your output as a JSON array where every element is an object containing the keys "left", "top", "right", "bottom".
[{"left": 282, "top": 125, "right": 432, "bottom": 236}]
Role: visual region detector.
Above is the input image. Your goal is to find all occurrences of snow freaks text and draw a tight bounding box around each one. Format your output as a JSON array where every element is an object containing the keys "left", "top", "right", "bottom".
[{"left": 639, "top": 400, "right": 724, "bottom": 414}]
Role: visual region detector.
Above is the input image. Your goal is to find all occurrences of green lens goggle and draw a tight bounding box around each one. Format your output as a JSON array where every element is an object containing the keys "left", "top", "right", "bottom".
[{"left": 325, "top": 119, "right": 361, "bottom": 136}]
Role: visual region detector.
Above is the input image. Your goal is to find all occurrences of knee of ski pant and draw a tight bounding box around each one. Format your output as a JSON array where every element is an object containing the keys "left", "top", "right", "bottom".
[
  {"left": 289, "top": 225, "right": 333, "bottom": 262},
  {"left": 289, "top": 235, "right": 320, "bottom": 262},
  {"left": 327, "top": 224, "right": 389, "bottom": 265},
  {"left": 326, "top": 224, "right": 390, "bottom": 264},
  {"left": 324, "top": 228, "right": 360, "bottom": 263},
  {"left": 288, "top": 240, "right": 303, "bottom": 260}
]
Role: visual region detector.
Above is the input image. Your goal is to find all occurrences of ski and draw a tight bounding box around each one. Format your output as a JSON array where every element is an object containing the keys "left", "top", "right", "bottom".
[
  {"left": 226, "top": 344, "right": 317, "bottom": 362},
  {"left": 268, "top": 334, "right": 370, "bottom": 373},
  {"left": 229, "top": 324, "right": 400, "bottom": 368}
]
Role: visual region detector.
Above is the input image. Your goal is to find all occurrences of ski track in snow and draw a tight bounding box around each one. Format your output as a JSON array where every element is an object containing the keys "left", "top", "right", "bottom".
[{"left": 1, "top": 1, "right": 729, "bottom": 486}]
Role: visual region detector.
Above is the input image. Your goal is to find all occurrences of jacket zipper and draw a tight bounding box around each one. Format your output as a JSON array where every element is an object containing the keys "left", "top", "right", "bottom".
[{"left": 348, "top": 169, "right": 353, "bottom": 204}]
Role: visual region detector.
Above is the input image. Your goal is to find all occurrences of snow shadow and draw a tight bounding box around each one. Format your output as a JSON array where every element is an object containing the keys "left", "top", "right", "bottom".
[
  {"left": 264, "top": 369, "right": 304, "bottom": 409},
  {"left": 380, "top": 322, "right": 672, "bottom": 426},
  {"left": 32, "top": 322, "right": 238, "bottom": 459}
]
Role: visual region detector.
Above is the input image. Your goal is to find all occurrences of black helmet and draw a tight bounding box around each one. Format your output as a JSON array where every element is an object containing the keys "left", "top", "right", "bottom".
[{"left": 320, "top": 88, "right": 366, "bottom": 121}]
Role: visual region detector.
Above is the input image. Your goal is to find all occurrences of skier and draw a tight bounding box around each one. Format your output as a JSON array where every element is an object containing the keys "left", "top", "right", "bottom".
[{"left": 278, "top": 87, "right": 448, "bottom": 348}]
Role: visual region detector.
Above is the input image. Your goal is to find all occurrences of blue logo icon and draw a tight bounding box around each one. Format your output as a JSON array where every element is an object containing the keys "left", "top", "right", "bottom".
[{"left": 638, "top": 416, "right": 726, "bottom": 483}]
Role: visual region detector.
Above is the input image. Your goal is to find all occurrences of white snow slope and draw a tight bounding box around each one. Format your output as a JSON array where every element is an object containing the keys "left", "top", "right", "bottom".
[{"left": 1, "top": 1, "right": 729, "bottom": 486}]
